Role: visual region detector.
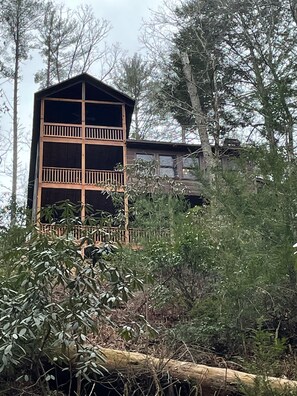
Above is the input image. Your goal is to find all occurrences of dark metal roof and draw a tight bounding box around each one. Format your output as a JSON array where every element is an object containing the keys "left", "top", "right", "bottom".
[
  {"left": 126, "top": 139, "right": 203, "bottom": 152},
  {"left": 127, "top": 138, "right": 242, "bottom": 154},
  {"left": 27, "top": 73, "right": 135, "bottom": 208},
  {"left": 34, "top": 73, "right": 135, "bottom": 104}
]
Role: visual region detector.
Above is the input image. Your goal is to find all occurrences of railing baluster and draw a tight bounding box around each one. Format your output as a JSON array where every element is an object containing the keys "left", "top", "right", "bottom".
[
  {"left": 44, "top": 123, "right": 82, "bottom": 138},
  {"left": 85, "top": 126, "right": 123, "bottom": 141},
  {"left": 84, "top": 170, "right": 123, "bottom": 187},
  {"left": 43, "top": 167, "right": 124, "bottom": 187},
  {"left": 40, "top": 224, "right": 168, "bottom": 245}
]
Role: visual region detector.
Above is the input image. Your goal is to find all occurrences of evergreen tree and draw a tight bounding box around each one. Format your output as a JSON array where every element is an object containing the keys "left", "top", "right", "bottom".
[
  {"left": 143, "top": 0, "right": 297, "bottom": 158},
  {"left": 222, "top": 0, "right": 297, "bottom": 158},
  {"left": 112, "top": 53, "right": 158, "bottom": 139}
]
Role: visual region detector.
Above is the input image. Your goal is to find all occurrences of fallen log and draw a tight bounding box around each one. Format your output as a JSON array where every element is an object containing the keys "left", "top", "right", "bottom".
[{"left": 68, "top": 346, "right": 297, "bottom": 395}]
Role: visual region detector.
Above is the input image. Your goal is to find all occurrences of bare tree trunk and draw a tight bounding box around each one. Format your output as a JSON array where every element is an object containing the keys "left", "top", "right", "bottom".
[
  {"left": 11, "top": 41, "right": 19, "bottom": 225},
  {"left": 181, "top": 126, "right": 186, "bottom": 143},
  {"left": 287, "top": 123, "right": 294, "bottom": 162},
  {"left": 63, "top": 346, "right": 297, "bottom": 395},
  {"left": 212, "top": 57, "right": 220, "bottom": 158},
  {"left": 247, "top": 46, "right": 277, "bottom": 151},
  {"left": 1, "top": 0, "right": 43, "bottom": 223},
  {"left": 46, "top": 38, "right": 52, "bottom": 87},
  {"left": 180, "top": 52, "right": 215, "bottom": 184}
]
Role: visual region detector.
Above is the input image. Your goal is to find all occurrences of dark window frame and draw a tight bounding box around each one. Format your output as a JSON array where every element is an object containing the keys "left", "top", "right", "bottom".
[
  {"left": 159, "top": 155, "right": 177, "bottom": 178},
  {"left": 182, "top": 156, "right": 199, "bottom": 180}
]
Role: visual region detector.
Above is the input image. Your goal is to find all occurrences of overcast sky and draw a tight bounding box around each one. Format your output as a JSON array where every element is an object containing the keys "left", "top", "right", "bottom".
[
  {"left": 63, "top": 0, "right": 162, "bottom": 51},
  {"left": 0, "top": 0, "right": 163, "bottom": 199}
]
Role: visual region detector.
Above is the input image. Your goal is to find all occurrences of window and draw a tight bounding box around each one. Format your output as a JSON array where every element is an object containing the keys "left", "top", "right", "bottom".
[
  {"left": 136, "top": 153, "right": 154, "bottom": 162},
  {"left": 135, "top": 153, "right": 156, "bottom": 177},
  {"left": 182, "top": 156, "right": 199, "bottom": 179},
  {"left": 159, "top": 155, "right": 176, "bottom": 178}
]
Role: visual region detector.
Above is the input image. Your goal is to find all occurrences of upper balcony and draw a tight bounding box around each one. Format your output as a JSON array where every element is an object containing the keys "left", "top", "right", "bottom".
[
  {"left": 42, "top": 97, "right": 126, "bottom": 142},
  {"left": 43, "top": 123, "right": 124, "bottom": 142}
]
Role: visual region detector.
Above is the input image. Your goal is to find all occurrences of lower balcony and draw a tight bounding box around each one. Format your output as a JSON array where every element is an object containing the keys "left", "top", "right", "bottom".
[
  {"left": 42, "top": 167, "right": 124, "bottom": 188},
  {"left": 39, "top": 224, "right": 170, "bottom": 245}
]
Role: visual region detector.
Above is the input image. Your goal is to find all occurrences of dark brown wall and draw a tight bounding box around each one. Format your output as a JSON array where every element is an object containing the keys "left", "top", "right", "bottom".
[{"left": 126, "top": 146, "right": 203, "bottom": 196}]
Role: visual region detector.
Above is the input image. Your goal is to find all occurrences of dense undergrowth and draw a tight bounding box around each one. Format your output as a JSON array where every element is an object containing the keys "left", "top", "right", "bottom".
[{"left": 0, "top": 147, "right": 297, "bottom": 395}]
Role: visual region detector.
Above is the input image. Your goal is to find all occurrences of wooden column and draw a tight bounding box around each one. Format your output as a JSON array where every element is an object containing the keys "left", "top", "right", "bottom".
[
  {"left": 122, "top": 104, "right": 129, "bottom": 244},
  {"left": 81, "top": 83, "right": 86, "bottom": 222},
  {"left": 36, "top": 99, "right": 45, "bottom": 224}
]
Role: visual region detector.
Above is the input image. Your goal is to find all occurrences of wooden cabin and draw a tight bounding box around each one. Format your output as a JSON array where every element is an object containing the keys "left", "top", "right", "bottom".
[{"left": 27, "top": 73, "right": 239, "bottom": 244}]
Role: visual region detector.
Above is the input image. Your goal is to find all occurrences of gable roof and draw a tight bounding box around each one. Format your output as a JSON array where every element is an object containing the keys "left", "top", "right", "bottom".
[{"left": 34, "top": 73, "right": 135, "bottom": 105}]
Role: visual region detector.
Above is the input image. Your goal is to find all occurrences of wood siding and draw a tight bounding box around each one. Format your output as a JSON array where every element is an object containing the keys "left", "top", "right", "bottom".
[{"left": 126, "top": 146, "right": 203, "bottom": 196}]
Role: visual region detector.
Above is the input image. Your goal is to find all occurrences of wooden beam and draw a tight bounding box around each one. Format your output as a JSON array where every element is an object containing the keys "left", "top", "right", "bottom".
[
  {"left": 43, "top": 137, "right": 82, "bottom": 145},
  {"left": 42, "top": 137, "right": 125, "bottom": 147},
  {"left": 85, "top": 100, "right": 123, "bottom": 105},
  {"left": 45, "top": 97, "right": 123, "bottom": 106},
  {"left": 83, "top": 140, "right": 125, "bottom": 147},
  {"left": 121, "top": 104, "right": 129, "bottom": 244},
  {"left": 39, "top": 183, "right": 82, "bottom": 190},
  {"left": 39, "top": 183, "right": 124, "bottom": 192},
  {"left": 81, "top": 82, "right": 86, "bottom": 222},
  {"left": 44, "top": 98, "right": 82, "bottom": 103},
  {"left": 36, "top": 99, "right": 45, "bottom": 223}
]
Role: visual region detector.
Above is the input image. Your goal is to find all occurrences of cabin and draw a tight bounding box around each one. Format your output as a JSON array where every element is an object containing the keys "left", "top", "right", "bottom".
[{"left": 27, "top": 73, "right": 239, "bottom": 244}]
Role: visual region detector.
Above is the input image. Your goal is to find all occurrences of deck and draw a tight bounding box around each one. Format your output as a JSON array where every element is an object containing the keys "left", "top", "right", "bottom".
[{"left": 39, "top": 224, "right": 170, "bottom": 245}]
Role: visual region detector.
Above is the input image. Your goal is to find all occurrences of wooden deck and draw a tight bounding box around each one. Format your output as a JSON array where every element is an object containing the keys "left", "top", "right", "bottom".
[{"left": 39, "top": 224, "right": 170, "bottom": 245}]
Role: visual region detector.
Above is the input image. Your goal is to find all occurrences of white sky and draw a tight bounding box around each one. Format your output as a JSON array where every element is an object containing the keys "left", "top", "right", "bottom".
[
  {"left": 0, "top": 0, "right": 163, "bottom": 200},
  {"left": 63, "top": 0, "right": 162, "bottom": 51}
]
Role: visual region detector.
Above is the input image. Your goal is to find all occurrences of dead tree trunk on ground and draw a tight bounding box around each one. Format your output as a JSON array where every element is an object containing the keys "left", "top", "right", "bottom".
[{"left": 64, "top": 346, "right": 297, "bottom": 395}]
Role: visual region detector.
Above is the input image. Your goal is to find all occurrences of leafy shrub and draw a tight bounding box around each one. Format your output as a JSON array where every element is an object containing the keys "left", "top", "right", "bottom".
[{"left": 0, "top": 203, "right": 143, "bottom": 394}]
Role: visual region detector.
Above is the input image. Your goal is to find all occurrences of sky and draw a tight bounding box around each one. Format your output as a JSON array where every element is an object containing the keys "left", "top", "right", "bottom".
[
  {"left": 63, "top": 0, "right": 162, "bottom": 50},
  {"left": 0, "top": 0, "right": 163, "bottom": 200}
]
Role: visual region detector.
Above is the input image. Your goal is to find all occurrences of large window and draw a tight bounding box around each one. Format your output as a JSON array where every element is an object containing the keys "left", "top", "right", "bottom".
[
  {"left": 136, "top": 153, "right": 154, "bottom": 162},
  {"left": 135, "top": 153, "right": 155, "bottom": 177},
  {"left": 159, "top": 155, "right": 176, "bottom": 178},
  {"left": 136, "top": 153, "right": 177, "bottom": 178},
  {"left": 182, "top": 156, "right": 199, "bottom": 179}
]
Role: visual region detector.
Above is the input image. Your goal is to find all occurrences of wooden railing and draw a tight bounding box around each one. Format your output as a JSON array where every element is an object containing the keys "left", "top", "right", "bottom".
[
  {"left": 129, "top": 228, "right": 171, "bottom": 243},
  {"left": 44, "top": 123, "right": 82, "bottom": 138},
  {"left": 43, "top": 123, "right": 124, "bottom": 141},
  {"left": 85, "top": 126, "right": 124, "bottom": 141},
  {"left": 39, "top": 224, "right": 169, "bottom": 245},
  {"left": 85, "top": 170, "right": 124, "bottom": 187},
  {"left": 42, "top": 167, "right": 82, "bottom": 184},
  {"left": 42, "top": 167, "right": 123, "bottom": 187},
  {"left": 39, "top": 224, "right": 126, "bottom": 244}
]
